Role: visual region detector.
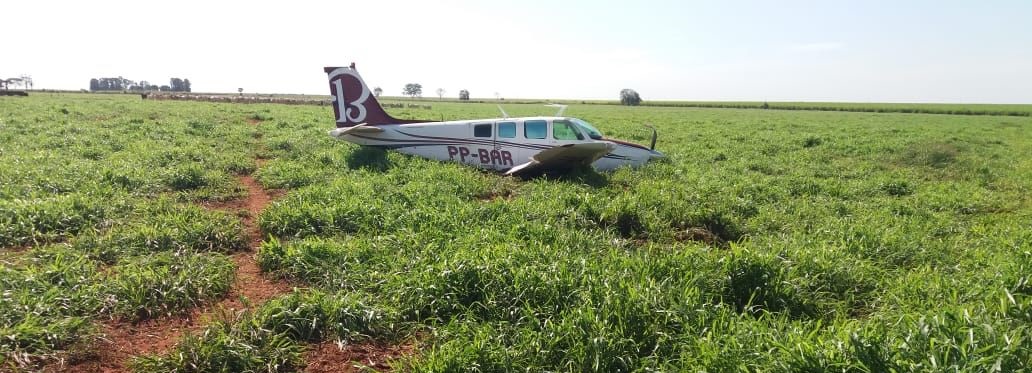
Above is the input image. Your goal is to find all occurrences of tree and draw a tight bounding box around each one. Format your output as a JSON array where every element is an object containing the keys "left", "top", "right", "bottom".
[
  {"left": 403, "top": 83, "right": 422, "bottom": 98},
  {"left": 120, "top": 77, "right": 134, "bottom": 91},
  {"left": 170, "top": 78, "right": 184, "bottom": 92},
  {"left": 436, "top": 88, "right": 446, "bottom": 100},
  {"left": 147, "top": 81, "right": 158, "bottom": 91},
  {"left": 458, "top": 89, "right": 470, "bottom": 100},
  {"left": 373, "top": 86, "right": 382, "bottom": 97},
  {"left": 183, "top": 79, "right": 191, "bottom": 93},
  {"left": 238, "top": 88, "right": 244, "bottom": 96},
  {"left": 619, "top": 89, "right": 642, "bottom": 106},
  {"left": 20, "top": 75, "right": 32, "bottom": 90},
  {"left": 92, "top": 77, "right": 129, "bottom": 91}
]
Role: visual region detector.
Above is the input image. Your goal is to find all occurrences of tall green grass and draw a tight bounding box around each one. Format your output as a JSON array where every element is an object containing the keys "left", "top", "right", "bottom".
[
  {"left": 1, "top": 245, "right": 238, "bottom": 367},
  {"left": 0, "top": 94, "right": 259, "bottom": 370},
  {"left": 72, "top": 198, "right": 247, "bottom": 263}
]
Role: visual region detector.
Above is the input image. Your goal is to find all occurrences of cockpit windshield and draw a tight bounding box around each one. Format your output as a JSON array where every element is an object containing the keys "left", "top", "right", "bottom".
[{"left": 570, "top": 118, "right": 604, "bottom": 140}]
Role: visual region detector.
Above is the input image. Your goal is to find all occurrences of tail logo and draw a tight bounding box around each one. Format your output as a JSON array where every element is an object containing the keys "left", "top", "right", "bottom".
[{"left": 329, "top": 69, "right": 370, "bottom": 124}]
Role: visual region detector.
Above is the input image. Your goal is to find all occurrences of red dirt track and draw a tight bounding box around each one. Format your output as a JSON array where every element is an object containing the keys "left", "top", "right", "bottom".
[
  {"left": 45, "top": 172, "right": 290, "bottom": 373},
  {"left": 38, "top": 142, "right": 413, "bottom": 372}
]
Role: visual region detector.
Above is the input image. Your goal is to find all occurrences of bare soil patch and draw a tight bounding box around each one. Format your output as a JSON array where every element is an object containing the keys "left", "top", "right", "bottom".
[
  {"left": 1, "top": 244, "right": 31, "bottom": 253},
  {"left": 304, "top": 340, "right": 418, "bottom": 373},
  {"left": 475, "top": 189, "right": 516, "bottom": 202},
  {"left": 44, "top": 317, "right": 197, "bottom": 373},
  {"left": 675, "top": 227, "right": 722, "bottom": 246},
  {"left": 0, "top": 245, "right": 31, "bottom": 265},
  {"left": 245, "top": 114, "right": 267, "bottom": 126}
]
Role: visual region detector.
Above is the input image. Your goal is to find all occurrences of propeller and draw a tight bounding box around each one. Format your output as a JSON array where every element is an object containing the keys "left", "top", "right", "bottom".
[{"left": 643, "top": 124, "right": 658, "bottom": 150}]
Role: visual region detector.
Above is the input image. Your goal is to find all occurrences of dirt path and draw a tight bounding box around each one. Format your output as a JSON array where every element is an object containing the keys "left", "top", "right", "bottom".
[
  {"left": 49, "top": 170, "right": 291, "bottom": 373},
  {"left": 217, "top": 174, "right": 292, "bottom": 315}
]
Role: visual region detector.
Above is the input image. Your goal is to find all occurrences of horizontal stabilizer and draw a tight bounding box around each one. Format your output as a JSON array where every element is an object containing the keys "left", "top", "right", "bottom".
[
  {"left": 505, "top": 142, "right": 614, "bottom": 176},
  {"left": 328, "top": 123, "right": 384, "bottom": 138}
]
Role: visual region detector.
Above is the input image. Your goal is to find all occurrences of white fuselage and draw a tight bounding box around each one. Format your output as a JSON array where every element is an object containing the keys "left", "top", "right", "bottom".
[{"left": 330, "top": 116, "right": 663, "bottom": 172}]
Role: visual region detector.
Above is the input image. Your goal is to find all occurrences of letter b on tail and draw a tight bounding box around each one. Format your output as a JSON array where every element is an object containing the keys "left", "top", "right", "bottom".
[{"left": 325, "top": 64, "right": 415, "bottom": 128}]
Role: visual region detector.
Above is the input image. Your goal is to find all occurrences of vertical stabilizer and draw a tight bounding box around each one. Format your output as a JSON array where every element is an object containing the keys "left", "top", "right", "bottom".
[{"left": 324, "top": 63, "right": 421, "bottom": 127}]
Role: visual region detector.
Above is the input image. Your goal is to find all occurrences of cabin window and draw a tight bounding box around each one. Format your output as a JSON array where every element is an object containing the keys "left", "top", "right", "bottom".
[
  {"left": 524, "top": 120, "right": 547, "bottom": 139},
  {"left": 473, "top": 123, "right": 492, "bottom": 137},
  {"left": 552, "top": 120, "right": 584, "bottom": 140},
  {"left": 497, "top": 122, "right": 516, "bottom": 138}
]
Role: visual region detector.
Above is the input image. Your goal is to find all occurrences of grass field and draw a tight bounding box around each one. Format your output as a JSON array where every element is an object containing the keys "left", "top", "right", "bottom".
[
  {"left": 2, "top": 93, "right": 1030, "bottom": 372},
  {"left": 386, "top": 95, "right": 1032, "bottom": 117}
]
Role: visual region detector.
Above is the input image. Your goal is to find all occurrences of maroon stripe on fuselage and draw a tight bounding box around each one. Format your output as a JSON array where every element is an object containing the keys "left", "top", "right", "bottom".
[{"left": 348, "top": 132, "right": 632, "bottom": 160}]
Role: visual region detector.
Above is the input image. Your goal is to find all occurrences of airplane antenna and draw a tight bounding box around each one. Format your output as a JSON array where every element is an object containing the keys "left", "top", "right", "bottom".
[
  {"left": 497, "top": 105, "right": 509, "bottom": 119},
  {"left": 545, "top": 104, "right": 568, "bottom": 116}
]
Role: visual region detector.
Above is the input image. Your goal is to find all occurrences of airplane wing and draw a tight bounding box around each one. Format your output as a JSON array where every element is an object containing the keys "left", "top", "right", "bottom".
[{"left": 505, "top": 142, "right": 614, "bottom": 176}]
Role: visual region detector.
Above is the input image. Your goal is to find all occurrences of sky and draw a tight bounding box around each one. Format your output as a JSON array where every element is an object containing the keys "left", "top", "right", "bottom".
[{"left": 5, "top": 0, "right": 1032, "bottom": 103}]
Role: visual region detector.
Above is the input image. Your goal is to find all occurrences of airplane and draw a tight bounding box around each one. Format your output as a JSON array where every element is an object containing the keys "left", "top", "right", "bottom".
[{"left": 324, "top": 63, "right": 665, "bottom": 176}]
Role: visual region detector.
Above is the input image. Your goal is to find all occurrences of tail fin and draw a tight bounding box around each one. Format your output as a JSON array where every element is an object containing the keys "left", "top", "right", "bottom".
[{"left": 324, "top": 63, "right": 420, "bottom": 128}]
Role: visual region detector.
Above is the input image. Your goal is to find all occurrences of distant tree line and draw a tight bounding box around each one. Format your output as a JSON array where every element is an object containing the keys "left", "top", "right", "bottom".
[{"left": 90, "top": 77, "right": 191, "bottom": 92}]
